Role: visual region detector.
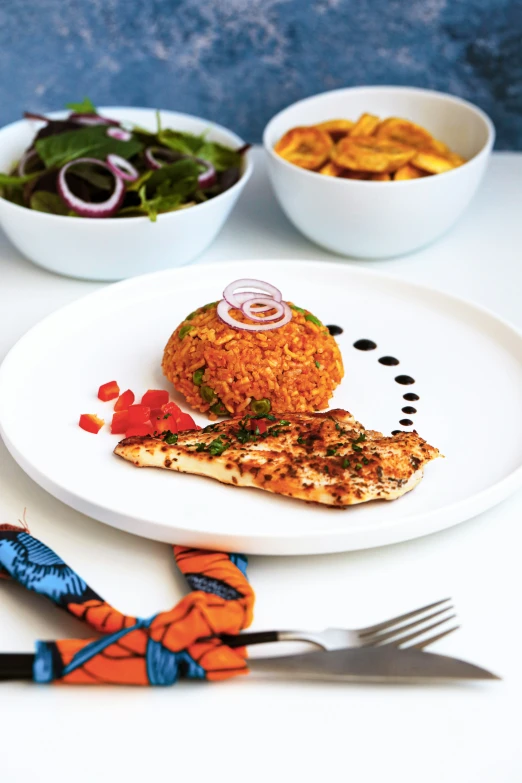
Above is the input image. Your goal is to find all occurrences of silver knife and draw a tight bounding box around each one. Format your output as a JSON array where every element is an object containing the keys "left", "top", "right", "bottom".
[{"left": 248, "top": 646, "right": 500, "bottom": 682}]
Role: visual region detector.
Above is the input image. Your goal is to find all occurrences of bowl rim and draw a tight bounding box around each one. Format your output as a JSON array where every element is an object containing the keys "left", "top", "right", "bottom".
[
  {"left": 0, "top": 106, "right": 253, "bottom": 223},
  {"left": 262, "top": 84, "right": 495, "bottom": 187}
]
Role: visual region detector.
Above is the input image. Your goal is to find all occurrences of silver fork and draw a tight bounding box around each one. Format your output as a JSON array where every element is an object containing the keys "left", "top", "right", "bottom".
[{"left": 219, "top": 598, "right": 459, "bottom": 651}]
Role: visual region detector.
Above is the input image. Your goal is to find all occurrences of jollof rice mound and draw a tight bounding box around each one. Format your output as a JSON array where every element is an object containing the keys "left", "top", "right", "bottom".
[{"left": 162, "top": 301, "right": 344, "bottom": 418}]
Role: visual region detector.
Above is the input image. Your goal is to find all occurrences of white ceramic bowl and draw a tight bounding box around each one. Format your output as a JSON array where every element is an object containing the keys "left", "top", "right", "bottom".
[
  {"left": 263, "top": 86, "right": 494, "bottom": 259},
  {"left": 0, "top": 107, "right": 253, "bottom": 281}
]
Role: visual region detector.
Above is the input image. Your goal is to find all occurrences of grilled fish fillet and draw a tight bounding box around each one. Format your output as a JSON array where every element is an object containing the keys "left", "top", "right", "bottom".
[{"left": 114, "top": 409, "right": 439, "bottom": 507}]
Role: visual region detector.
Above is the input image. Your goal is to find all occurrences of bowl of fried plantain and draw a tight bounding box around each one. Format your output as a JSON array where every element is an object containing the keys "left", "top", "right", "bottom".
[{"left": 264, "top": 86, "right": 494, "bottom": 258}]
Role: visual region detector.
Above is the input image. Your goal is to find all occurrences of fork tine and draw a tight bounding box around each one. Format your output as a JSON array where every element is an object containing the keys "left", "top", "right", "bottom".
[
  {"left": 364, "top": 614, "right": 458, "bottom": 648},
  {"left": 360, "top": 606, "right": 454, "bottom": 645},
  {"left": 358, "top": 598, "right": 452, "bottom": 637},
  {"left": 410, "top": 624, "right": 461, "bottom": 650}
]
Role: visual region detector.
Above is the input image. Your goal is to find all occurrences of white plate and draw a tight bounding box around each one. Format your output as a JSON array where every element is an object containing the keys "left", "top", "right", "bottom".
[{"left": 1, "top": 261, "right": 522, "bottom": 555}]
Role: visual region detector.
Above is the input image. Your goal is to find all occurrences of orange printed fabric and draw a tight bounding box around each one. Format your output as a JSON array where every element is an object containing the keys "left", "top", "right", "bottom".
[{"left": 0, "top": 523, "right": 254, "bottom": 686}]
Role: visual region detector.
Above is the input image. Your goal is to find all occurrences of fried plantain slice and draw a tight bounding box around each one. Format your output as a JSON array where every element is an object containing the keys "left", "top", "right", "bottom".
[
  {"left": 446, "top": 151, "right": 466, "bottom": 167},
  {"left": 315, "top": 119, "right": 354, "bottom": 141},
  {"left": 413, "top": 150, "right": 455, "bottom": 174},
  {"left": 429, "top": 138, "right": 450, "bottom": 155},
  {"left": 394, "top": 163, "right": 426, "bottom": 180},
  {"left": 349, "top": 113, "right": 380, "bottom": 137},
  {"left": 319, "top": 161, "right": 344, "bottom": 177},
  {"left": 370, "top": 172, "right": 392, "bottom": 181},
  {"left": 274, "top": 126, "right": 333, "bottom": 170},
  {"left": 332, "top": 136, "right": 417, "bottom": 173},
  {"left": 376, "top": 117, "right": 434, "bottom": 149}
]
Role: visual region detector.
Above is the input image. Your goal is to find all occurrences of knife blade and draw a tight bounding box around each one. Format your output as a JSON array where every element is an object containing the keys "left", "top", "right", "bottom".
[{"left": 248, "top": 646, "right": 500, "bottom": 682}]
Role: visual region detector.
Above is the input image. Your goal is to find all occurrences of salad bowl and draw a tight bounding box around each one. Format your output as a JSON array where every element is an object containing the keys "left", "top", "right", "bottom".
[{"left": 0, "top": 107, "right": 253, "bottom": 281}]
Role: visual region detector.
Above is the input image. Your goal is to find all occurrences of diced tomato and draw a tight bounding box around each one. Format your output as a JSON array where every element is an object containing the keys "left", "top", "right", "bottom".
[
  {"left": 127, "top": 404, "right": 151, "bottom": 425},
  {"left": 141, "top": 389, "right": 169, "bottom": 409},
  {"left": 249, "top": 418, "right": 267, "bottom": 434},
  {"left": 114, "top": 389, "right": 135, "bottom": 411},
  {"left": 176, "top": 412, "right": 197, "bottom": 431},
  {"left": 79, "top": 414, "right": 104, "bottom": 434},
  {"left": 151, "top": 410, "right": 176, "bottom": 434},
  {"left": 98, "top": 381, "right": 120, "bottom": 402},
  {"left": 111, "top": 410, "right": 129, "bottom": 434},
  {"left": 125, "top": 422, "right": 153, "bottom": 438},
  {"left": 162, "top": 401, "right": 182, "bottom": 417}
]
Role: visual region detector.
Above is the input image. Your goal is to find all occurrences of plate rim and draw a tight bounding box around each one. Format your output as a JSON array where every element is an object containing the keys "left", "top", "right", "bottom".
[{"left": 2, "top": 259, "right": 522, "bottom": 555}]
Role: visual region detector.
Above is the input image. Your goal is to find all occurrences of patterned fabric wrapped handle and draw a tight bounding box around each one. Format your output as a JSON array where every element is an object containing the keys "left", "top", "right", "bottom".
[{"left": 0, "top": 521, "right": 254, "bottom": 685}]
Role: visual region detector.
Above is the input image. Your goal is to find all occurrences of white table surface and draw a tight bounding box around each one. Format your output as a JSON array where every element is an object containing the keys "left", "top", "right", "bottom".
[{"left": 0, "top": 149, "right": 521, "bottom": 782}]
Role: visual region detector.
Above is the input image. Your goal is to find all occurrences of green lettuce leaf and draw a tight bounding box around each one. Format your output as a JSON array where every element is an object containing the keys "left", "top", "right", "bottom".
[
  {"left": 145, "top": 158, "right": 199, "bottom": 199},
  {"left": 138, "top": 187, "right": 184, "bottom": 222},
  {"left": 196, "top": 141, "right": 241, "bottom": 172},
  {"left": 0, "top": 171, "right": 40, "bottom": 186},
  {"left": 157, "top": 129, "right": 241, "bottom": 171},
  {"left": 65, "top": 97, "right": 97, "bottom": 114},
  {"left": 35, "top": 125, "right": 143, "bottom": 168},
  {"left": 30, "top": 191, "right": 71, "bottom": 215}
]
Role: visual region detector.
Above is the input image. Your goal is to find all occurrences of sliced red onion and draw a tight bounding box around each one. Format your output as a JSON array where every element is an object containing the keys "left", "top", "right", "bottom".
[
  {"left": 70, "top": 113, "right": 119, "bottom": 126},
  {"left": 196, "top": 158, "right": 216, "bottom": 188},
  {"left": 106, "top": 153, "right": 138, "bottom": 182},
  {"left": 217, "top": 299, "right": 292, "bottom": 332},
  {"left": 223, "top": 279, "right": 283, "bottom": 309},
  {"left": 57, "top": 157, "right": 125, "bottom": 218},
  {"left": 17, "top": 148, "right": 39, "bottom": 177},
  {"left": 231, "top": 291, "right": 272, "bottom": 312},
  {"left": 242, "top": 297, "right": 286, "bottom": 322},
  {"left": 107, "top": 127, "right": 132, "bottom": 142},
  {"left": 145, "top": 146, "right": 169, "bottom": 169}
]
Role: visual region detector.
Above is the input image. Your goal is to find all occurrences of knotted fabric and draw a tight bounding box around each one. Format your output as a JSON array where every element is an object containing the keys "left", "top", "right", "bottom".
[{"left": 0, "top": 521, "right": 254, "bottom": 685}]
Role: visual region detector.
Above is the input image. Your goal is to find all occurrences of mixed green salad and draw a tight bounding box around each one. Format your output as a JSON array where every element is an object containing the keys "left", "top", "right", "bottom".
[{"left": 0, "top": 98, "right": 249, "bottom": 221}]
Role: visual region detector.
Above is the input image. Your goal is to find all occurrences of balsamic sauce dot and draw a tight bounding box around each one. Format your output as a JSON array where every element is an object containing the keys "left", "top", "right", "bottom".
[
  {"left": 378, "top": 356, "right": 399, "bottom": 366},
  {"left": 353, "top": 339, "right": 377, "bottom": 351},
  {"left": 402, "top": 406, "right": 417, "bottom": 414},
  {"left": 395, "top": 375, "right": 415, "bottom": 385},
  {"left": 403, "top": 392, "right": 419, "bottom": 401},
  {"left": 391, "top": 430, "right": 403, "bottom": 435},
  {"left": 399, "top": 418, "right": 414, "bottom": 426},
  {"left": 327, "top": 324, "right": 343, "bottom": 336}
]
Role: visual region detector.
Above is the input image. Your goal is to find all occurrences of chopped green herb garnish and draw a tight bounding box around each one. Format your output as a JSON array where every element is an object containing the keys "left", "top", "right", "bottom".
[
  {"left": 354, "top": 432, "right": 366, "bottom": 443},
  {"left": 362, "top": 457, "right": 370, "bottom": 465},
  {"left": 163, "top": 413, "right": 172, "bottom": 420},
  {"left": 355, "top": 463, "right": 362, "bottom": 470},
  {"left": 208, "top": 436, "right": 229, "bottom": 456},
  {"left": 335, "top": 422, "right": 343, "bottom": 432},
  {"left": 195, "top": 442, "right": 206, "bottom": 452},
  {"left": 179, "top": 324, "right": 194, "bottom": 340},
  {"left": 305, "top": 313, "right": 323, "bottom": 327},
  {"left": 192, "top": 367, "right": 205, "bottom": 386},
  {"left": 315, "top": 360, "right": 321, "bottom": 369},
  {"left": 326, "top": 448, "right": 337, "bottom": 456},
  {"left": 200, "top": 385, "right": 216, "bottom": 404},
  {"left": 352, "top": 443, "right": 363, "bottom": 451},
  {"left": 250, "top": 398, "right": 271, "bottom": 416},
  {"left": 279, "top": 420, "right": 290, "bottom": 426},
  {"left": 163, "top": 431, "right": 178, "bottom": 445},
  {"left": 290, "top": 304, "right": 306, "bottom": 313},
  {"left": 186, "top": 310, "right": 198, "bottom": 320},
  {"left": 202, "top": 301, "right": 219, "bottom": 311},
  {"left": 341, "top": 458, "right": 350, "bottom": 469},
  {"left": 297, "top": 436, "right": 304, "bottom": 445}
]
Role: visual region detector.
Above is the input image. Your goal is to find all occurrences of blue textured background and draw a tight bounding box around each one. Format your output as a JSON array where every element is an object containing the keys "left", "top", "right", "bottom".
[{"left": 0, "top": 0, "right": 520, "bottom": 148}]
